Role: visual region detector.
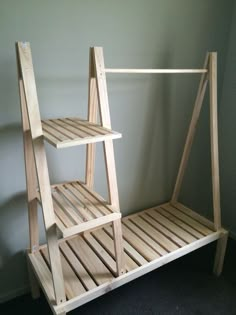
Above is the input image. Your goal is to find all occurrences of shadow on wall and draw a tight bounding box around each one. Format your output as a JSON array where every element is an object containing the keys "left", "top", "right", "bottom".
[{"left": 0, "top": 193, "right": 29, "bottom": 301}]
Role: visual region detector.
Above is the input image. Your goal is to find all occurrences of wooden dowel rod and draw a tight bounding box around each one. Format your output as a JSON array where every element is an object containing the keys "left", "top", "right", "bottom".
[{"left": 105, "top": 69, "right": 207, "bottom": 74}]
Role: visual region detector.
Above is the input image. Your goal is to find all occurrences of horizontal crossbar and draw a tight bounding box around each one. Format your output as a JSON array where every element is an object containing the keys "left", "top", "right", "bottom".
[{"left": 105, "top": 69, "right": 208, "bottom": 74}]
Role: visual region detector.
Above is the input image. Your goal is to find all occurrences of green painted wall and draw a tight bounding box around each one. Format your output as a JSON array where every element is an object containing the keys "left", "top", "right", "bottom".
[
  {"left": 219, "top": 2, "right": 236, "bottom": 238},
  {"left": 0, "top": 0, "right": 234, "bottom": 301}
]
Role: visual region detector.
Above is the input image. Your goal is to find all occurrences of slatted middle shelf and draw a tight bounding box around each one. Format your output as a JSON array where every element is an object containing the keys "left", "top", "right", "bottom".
[
  {"left": 28, "top": 201, "right": 223, "bottom": 314},
  {"left": 41, "top": 117, "right": 122, "bottom": 148},
  {"left": 37, "top": 181, "right": 121, "bottom": 238}
]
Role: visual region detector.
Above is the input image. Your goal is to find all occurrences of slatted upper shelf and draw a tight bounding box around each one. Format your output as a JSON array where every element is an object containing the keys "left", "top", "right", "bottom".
[
  {"left": 37, "top": 181, "right": 121, "bottom": 238},
  {"left": 41, "top": 117, "right": 122, "bottom": 148}
]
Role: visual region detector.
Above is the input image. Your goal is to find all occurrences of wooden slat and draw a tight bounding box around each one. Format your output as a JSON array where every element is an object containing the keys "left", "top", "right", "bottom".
[
  {"left": 68, "top": 236, "right": 113, "bottom": 285},
  {"left": 53, "top": 201, "right": 74, "bottom": 228},
  {"left": 104, "top": 226, "right": 148, "bottom": 266},
  {"left": 64, "top": 118, "right": 98, "bottom": 136},
  {"left": 157, "top": 207, "right": 203, "bottom": 239},
  {"left": 74, "top": 182, "right": 113, "bottom": 215},
  {"left": 162, "top": 204, "right": 212, "bottom": 236},
  {"left": 42, "top": 122, "right": 68, "bottom": 141},
  {"left": 41, "top": 248, "right": 86, "bottom": 299},
  {"left": 147, "top": 208, "right": 197, "bottom": 243},
  {"left": 59, "top": 242, "right": 97, "bottom": 291},
  {"left": 131, "top": 216, "right": 179, "bottom": 252},
  {"left": 172, "top": 202, "right": 215, "bottom": 230},
  {"left": 123, "top": 218, "right": 168, "bottom": 255},
  {"left": 44, "top": 120, "right": 77, "bottom": 139},
  {"left": 92, "top": 229, "right": 138, "bottom": 272},
  {"left": 140, "top": 213, "right": 187, "bottom": 247},
  {"left": 65, "top": 184, "right": 104, "bottom": 218},
  {"left": 122, "top": 225, "right": 160, "bottom": 261},
  {"left": 53, "top": 190, "right": 83, "bottom": 224},
  {"left": 83, "top": 233, "right": 117, "bottom": 275},
  {"left": 76, "top": 119, "right": 109, "bottom": 135},
  {"left": 56, "top": 186, "right": 95, "bottom": 221},
  {"left": 51, "top": 119, "right": 88, "bottom": 138}
]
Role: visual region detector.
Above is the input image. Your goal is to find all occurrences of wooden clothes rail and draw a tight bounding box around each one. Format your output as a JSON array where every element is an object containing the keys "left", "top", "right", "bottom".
[{"left": 15, "top": 43, "right": 228, "bottom": 315}]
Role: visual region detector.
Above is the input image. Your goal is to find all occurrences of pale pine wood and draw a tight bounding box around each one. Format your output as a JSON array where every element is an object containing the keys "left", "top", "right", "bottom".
[
  {"left": 105, "top": 69, "right": 207, "bottom": 74},
  {"left": 209, "top": 52, "right": 221, "bottom": 230},
  {"left": 94, "top": 47, "right": 119, "bottom": 208},
  {"left": 16, "top": 42, "right": 66, "bottom": 305},
  {"left": 28, "top": 201, "right": 225, "bottom": 315},
  {"left": 172, "top": 202, "right": 215, "bottom": 230},
  {"left": 91, "top": 229, "right": 139, "bottom": 271},
  {"left": 18, "top": 79, "right": 39, "bottom": 253},
  {"left": 18, "top": 45, "right": 227, "bottom": 315},
  {"left": 84, "top": 232, "right": 117, "bottom": 275},
  {"left": 86, "top": 48, "right": 99, "bottom": 188},
  {"left": 54, "top": 230, "right": 220, "bottom": 315},
  {"left": 104, "top": 225, "right": 148, "bottom": 266},
  {"left": 213, "top": 230, "right": 229, "bottom": 276},
  {"left": 41, "top": 118, "right": 121, "bottom": 148},
  {"left": 94, "top": 47, "right": 125, "bottom": 275},
  {"left": 171, "top": 53, "right": 209, "bottom": 203},
  {"left": 112, "top": 219, "right": 126, "bottom": 275},
  {"left": 27, "top": 254, "right": 40, "bottom": 299}
]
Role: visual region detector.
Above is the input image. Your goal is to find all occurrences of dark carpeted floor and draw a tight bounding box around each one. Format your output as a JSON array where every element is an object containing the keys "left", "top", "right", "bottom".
[{"left": 1, "top": 238, "right": 235, "bottom": 315}]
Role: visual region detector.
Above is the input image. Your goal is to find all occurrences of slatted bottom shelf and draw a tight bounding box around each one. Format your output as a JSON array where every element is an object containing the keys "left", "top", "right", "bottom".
[{"left": 28, "top": 201, "right": 224, "bottom": 315}]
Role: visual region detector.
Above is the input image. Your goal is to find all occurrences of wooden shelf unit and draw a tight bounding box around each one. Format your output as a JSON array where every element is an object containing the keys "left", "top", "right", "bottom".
[{"left": 16, "top": 42, "right": 228, "bottom": 315}]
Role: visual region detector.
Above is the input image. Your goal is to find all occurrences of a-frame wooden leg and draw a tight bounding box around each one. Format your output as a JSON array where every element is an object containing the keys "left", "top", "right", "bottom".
[
  {"left": 85, "top": 48, "right": 98, "bottom": 188},
  {"left": 213, "top": 231, "right": 228, "bottom": 276},
  {"left": 93, "top": 47, "right": 125, "bottom": 275},
  {"left": 16, "top": 42, "right": 66, "bottom": 305},
  {"left": 112, "top": 219, "right": 126, "bottom": 276},
  {"left": 209, "top": 52, "right": 221, "bottom": 231},
  {"left": 27, "top": 254, "right": 40, "bottom": 299},
  {"left": 19, "top": 80, "right": 39, "bottom": 253},
  {"left": 171, "top": 53, "right": 209, "bottom": 204}
]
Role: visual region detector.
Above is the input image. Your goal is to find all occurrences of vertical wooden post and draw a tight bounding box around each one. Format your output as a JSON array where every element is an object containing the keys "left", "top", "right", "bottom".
[
  {"left": 27, "top": 253, "right": 40, "bottom": 299},
  {"left": 171, "top": 53, "right": 209, "bottom": 204},
  {"left": 213, "top": 231, "right": 228, "bottom": 276},
  {"left": 85, "top": 48, "right": 98, "bottom": 188},
  {"left": 19, "top": 79, "right": 39, "bottom": 253},
  {"left": 93, "top": 47, "right": 119, "bottom": 209},
  {"left": 209, "top": 52, "right": 221, "bottom": 231},
  {"left": 16, "top": 42, "right": 66, "bottom": 304},
  {"left": 94, "top": 47, "right": 125, "bottom": 275}
]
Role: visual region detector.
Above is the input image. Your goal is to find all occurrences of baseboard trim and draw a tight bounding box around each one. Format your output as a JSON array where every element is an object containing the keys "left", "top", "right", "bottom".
[{"left": 0, "top": 285, "right": 30, "bottom": 304}]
